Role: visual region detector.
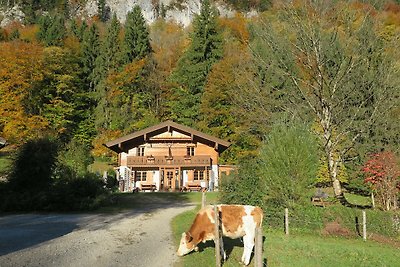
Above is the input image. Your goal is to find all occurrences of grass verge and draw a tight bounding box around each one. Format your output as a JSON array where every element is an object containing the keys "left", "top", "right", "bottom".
[{"left": 172, "top": 207, "right": 400, "bottom": 267}]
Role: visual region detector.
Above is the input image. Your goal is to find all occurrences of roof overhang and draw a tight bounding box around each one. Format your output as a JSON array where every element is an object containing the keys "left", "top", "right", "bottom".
[{"left": 104, "top": 121, "right": 230, "bottom": 154}]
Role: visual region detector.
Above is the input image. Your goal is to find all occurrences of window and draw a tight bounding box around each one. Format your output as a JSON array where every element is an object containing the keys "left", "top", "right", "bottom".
[
  {"left": 187, "top": 146, "right": 195, "bottom": 156},
  {"left": 135, "top": 171, "right": 147, "bottom": 182},
  {"left": 137, "top": 146, "right": 145, "bottom": 156},
  {"left": 194, "top": 170, "right": 204, "bottom": 181}
]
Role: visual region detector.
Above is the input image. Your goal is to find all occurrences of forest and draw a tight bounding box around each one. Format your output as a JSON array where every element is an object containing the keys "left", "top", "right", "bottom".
[{"left": 0, "top": 0, "right": 399, "bottom": 212}]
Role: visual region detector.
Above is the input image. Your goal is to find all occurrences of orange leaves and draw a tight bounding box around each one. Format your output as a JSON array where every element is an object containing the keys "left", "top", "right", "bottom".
[
  {"left": 219, "top": 13, "right": 249, "bottom": 45},
  {"left": 92, "top": 129, "right": 122, "bottom": 158},
  {"left": 150, "top": 20, "right": 186, "bottom": 73},
  {"left": 106, "top": 58, "right": 146, "bottom": 97}
]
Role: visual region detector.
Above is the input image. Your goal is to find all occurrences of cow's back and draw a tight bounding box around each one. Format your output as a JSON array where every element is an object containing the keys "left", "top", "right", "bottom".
[{"left": 218, "top": 205, "right": 263, "bottom": 239}]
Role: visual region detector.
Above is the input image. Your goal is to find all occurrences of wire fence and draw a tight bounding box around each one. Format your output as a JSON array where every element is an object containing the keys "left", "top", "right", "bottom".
[{"left": 264, "top": 206, "right": 400, "bottom": 240}]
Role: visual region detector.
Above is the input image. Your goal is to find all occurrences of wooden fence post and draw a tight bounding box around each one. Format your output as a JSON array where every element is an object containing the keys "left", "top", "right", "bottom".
[
  {"left": 362, "top": 210, "right": 367, "bottom": 241},
  {"left": 254, "top": 227, "right": 263, "bottom": 267},
  {"left": 285, "top": 208, "right": 289, "bottom": 235},
  {"left": 202, "top": 192, "right": 206, "bottom": 208},
  {"left": 371, "top": 192, "right": 375, "bottom": 209},
  {"left": 214, "top": 205, "right": 222, "bottom": 267}
]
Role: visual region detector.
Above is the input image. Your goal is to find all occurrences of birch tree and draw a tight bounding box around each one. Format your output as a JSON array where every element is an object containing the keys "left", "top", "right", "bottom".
[{"left": 248, "top": 1, "right": 399, "bottom": 202}]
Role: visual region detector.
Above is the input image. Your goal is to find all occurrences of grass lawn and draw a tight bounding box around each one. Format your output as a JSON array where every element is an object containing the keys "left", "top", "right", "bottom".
[
  {"left": 344, "top": 192, "right": 372, "bottom": 207},
  {"left": 0, "top": 150, "right": 12, "bottom": 177},
  {"left": 172, "top": 207, "right": 400, "bottom": 267}
]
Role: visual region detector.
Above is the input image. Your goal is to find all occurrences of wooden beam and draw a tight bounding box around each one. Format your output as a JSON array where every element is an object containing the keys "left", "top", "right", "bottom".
[{"left": 214, "top": 142, "right": 218, "bottom": 150}]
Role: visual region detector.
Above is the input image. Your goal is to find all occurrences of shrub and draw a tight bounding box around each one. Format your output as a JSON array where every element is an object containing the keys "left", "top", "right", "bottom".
[
  {"left": 258, "top": 121, "right": 319, "bottom": 208},
  {"left": 7, "top": 137, "right": 59, "bottom": 192},
  {"left": 219, "top": 157, "right": 265, "bottom": 207}
]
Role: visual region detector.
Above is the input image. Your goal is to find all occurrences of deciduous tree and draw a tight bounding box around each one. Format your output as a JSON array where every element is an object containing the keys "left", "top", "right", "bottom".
[
  {"left": 248, "top": 1, "right": 399, "bottom": 202},
  {"left": 363, "top": 151, "right": 400, "bottom": 210}
]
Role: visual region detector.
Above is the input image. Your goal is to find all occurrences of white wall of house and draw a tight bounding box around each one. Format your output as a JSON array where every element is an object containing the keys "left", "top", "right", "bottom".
[
  {"left": 211, "top": 165, "right": 219, "bottom": 190},
  {"left": 153, "top": 170, "right": 160, "bottom": 191},
  {"left": 183, "top": 170, "right": 188, "bottom": 187}
]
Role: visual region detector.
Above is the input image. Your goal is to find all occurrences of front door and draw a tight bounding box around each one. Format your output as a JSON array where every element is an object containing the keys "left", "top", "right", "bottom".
[
  {"left": 166, "top": 170, "right": 174, "bottom": 190},
  {"left": 162, "top": 168, "right": 181, "bottom": 191}
]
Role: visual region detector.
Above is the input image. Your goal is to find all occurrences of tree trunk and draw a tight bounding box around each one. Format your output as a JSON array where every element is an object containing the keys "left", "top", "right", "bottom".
[{"left": 321, "top": 108, "right": 345, "bottom": 203}]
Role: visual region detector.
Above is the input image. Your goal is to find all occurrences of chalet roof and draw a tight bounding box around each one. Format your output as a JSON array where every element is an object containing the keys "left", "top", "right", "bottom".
[{"left": 104, "top": 120, "right": 230, "bottom": 154}]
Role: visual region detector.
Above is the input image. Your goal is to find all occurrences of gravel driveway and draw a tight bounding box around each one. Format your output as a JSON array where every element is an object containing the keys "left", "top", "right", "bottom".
[{"left": 0, "top": 203, "right": 195, "bottom": 267}]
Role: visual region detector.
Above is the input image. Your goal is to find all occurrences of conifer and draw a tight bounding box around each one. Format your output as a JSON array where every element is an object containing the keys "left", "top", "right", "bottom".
[
  {"left": 81, "top": 23, "right": 100, "bottom": 90},
  {"left": 121, "top": 5, "right": 151, "bottom": 64}
]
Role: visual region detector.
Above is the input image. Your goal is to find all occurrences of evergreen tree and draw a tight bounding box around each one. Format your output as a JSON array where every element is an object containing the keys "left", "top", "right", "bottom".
[
  {"left": 81, "top": 23, "right": 100, "bottom": 90},
  {"left": 172, "top": 0, "right": 222, "bottom": 94},
  {"left": 170, "top": 0, "right": 223, "bottom": 126},
  {"left": 121, "top": 5, "right": 151, "bottom": 64},
  {"left": 93, "top": 14, "right": 122, "bottom": 130},
  {"left": 37, "top": 15, "right": 66, "bottom": 46},
  {"left": 77, "top": 20, "right": 88, "bottom": 42},
  {"left": 98, "top": 0, "right": 110, "bottom": 22},
  {"left": 94, "top": 13, "right": 121, "bottom": 81}
]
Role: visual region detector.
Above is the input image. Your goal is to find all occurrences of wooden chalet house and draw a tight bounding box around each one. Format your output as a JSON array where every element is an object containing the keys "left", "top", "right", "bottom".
[{"left": 104, "top": 121, "right": 230, "bottom": 192}]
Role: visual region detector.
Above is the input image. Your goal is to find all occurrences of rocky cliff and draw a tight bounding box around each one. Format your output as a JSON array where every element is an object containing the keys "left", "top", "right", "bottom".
[{"left": 1, "top": 0, "right": 239, "bottom": 28}]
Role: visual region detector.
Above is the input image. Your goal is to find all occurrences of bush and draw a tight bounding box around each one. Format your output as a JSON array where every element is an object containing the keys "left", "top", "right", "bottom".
[
  {"left": 0, "top": 138, "right": 108, "bottom": 212},
  {"left": 259, "top": 121, "right": 319, "bottom": 208},
  {"left": 7, "top": 137, "right": 59, "bottom": 192},
  {"left": 48, "top": 174, "right": 106, "bottom": 211},
  {"left": 219, "top": 157, "right": 265, "bottom": 207}
]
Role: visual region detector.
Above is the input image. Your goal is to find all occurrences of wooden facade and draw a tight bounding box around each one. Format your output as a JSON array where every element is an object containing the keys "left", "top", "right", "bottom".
[{"left": 104, "top": 121, "right": 230, "bottom": 192}]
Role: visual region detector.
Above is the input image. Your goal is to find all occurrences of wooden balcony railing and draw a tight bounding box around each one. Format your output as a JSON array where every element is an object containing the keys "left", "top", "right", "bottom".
[{"left": 127, "top": 155, "right": 211, "bottom": 167}]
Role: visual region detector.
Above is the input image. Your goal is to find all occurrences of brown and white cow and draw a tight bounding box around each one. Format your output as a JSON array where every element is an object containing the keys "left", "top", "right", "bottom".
[{"left": 177, "top": 204, "right": 263, "bottom": 265}]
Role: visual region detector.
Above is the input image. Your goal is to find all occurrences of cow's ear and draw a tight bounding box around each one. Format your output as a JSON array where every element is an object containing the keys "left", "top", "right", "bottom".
[
  {"left": 185, "top": 232, "right": 193, "bottom": 243},
  {"left": 199, "top": 231, "right": 205, "bottom": 241}
]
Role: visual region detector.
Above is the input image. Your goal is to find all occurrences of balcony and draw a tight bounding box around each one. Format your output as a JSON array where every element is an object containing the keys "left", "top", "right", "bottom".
[{"left": 127, "top": 155, "right": 211, "bottom": 167}]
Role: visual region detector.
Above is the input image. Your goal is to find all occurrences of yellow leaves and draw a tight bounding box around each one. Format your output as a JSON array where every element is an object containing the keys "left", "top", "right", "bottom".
[
  {"left": 0, "top": 41, "right": 47, "bottom": 143},
  {"left": 2, "top": 113, "right": 49, "bottom": 143},
  {"left": 92, "top": 129, "right": 122, "bottom": 158}
]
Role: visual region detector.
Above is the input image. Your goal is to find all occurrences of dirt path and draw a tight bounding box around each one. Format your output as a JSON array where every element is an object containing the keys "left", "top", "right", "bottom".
[{"left": 0, "top": 204, "right": 195, "bottom": 267}]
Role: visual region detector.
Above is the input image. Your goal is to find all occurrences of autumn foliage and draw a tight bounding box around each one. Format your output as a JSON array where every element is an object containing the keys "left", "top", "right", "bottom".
[
  {"left": 0, "top": 41, "right": 49, "bottom": 143},
  {"left": 362, "top": 152, "right": 400, "bottom": 210}
]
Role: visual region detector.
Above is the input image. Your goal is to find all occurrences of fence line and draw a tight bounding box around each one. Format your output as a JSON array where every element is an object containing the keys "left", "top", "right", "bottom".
[{"left": 282, "top": 208, "right": 369, "bottom": 241}]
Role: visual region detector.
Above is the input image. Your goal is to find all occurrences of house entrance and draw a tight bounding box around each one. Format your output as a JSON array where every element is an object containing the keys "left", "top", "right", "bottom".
[{"left": 161, "top": 168, "right": 181, "bottom": 191}]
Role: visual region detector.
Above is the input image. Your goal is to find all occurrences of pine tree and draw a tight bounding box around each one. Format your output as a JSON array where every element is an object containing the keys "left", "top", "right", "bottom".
[
  {"left": 98, "top": 0, "right": 110, "bottom": 22},
  {"left": 37, "top": 15, "right": 66, "bottom": 46},
  {"left": 94, "top": 13, "right": 121, "bottom": 81},
  {"left": 77, "top": 20, "right": 88, "bottom": 42},
  {"left": 172, "top": 0, "right": 222, "bottom": 94},
  {"left": 81, "top": 23, "right": 100, "bottom": 90},
  {"left": 93, "top": 14, "right": 122, "bottom": 129},
  {"left": 121, "top": 5, "right": 151, "bottom": 64},
  {"left": 169, "top": 0, "right": 223, "bottom": 126}
]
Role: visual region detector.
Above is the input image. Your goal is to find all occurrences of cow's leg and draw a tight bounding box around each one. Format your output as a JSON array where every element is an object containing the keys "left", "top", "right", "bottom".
[{"left": 241, "top": 234, "right": 255, "bottom": 265}]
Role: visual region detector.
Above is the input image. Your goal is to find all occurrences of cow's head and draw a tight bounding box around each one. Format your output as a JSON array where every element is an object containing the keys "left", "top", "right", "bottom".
[{"left": 177, "top": 232, "right": 198, "bottom": 256}]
